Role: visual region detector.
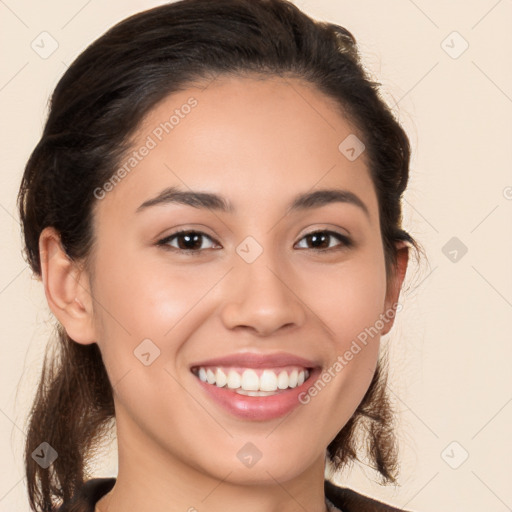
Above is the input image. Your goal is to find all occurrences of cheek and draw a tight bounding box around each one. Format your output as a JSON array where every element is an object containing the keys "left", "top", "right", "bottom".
[
  {"left": 89, "top": 244, "right": 208, "bottom": 380},
  {"left": 303, "top": 250, "right": 388, "bottom": 348},
  {"left": 295, "top": 251, "right": 387, "bottom": 426}
]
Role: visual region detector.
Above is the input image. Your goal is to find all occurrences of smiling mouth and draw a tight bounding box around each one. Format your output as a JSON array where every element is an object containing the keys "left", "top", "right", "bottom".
[{"left": 191, "top": 365, "right": 313, "bottom": 396}]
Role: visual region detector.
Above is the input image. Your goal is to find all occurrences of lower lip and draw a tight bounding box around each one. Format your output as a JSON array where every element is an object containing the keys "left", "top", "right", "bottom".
[{"left": 193, "top": 368, "right": 321, "bottom": 421}]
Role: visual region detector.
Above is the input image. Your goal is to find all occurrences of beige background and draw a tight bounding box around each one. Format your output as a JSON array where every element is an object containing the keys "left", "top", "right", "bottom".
[{"left": 1, "top": 0, "right": 511, "bottom": 510}]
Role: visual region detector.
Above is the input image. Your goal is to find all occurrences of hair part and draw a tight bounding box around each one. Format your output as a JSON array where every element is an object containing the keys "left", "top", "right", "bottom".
[{"left": 17, "top": 0, "right": 423, "bottom": 510}]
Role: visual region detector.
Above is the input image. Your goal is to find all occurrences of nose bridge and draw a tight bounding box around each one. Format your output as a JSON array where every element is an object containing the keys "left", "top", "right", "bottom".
[{"left": 219, "top": 238, "right": 305, "bottom": 335}]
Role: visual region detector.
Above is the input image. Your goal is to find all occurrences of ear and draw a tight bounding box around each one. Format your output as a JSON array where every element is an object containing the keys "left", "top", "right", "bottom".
[
  {"left": 39, "top": 226, "right": 97, "bottom": 345},
  {"left": 381, "top": 240, "right": 410, "bottom": 336}
]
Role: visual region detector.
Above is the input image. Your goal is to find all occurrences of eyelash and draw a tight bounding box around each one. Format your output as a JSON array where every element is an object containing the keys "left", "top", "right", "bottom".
[{"left": 156, "top": 229, "right": 353, "bottom": 255}]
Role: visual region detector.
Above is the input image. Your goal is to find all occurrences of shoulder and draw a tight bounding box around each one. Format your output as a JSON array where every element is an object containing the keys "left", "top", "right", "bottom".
[
  {"left": 325, "top": 479, "right": 413, "bottom": 512},
  {"left": 55, "top": 478, "right": 116, "bottom": 512}
]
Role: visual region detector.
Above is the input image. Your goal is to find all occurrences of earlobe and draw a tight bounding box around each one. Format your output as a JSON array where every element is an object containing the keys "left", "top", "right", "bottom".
[
  {"left": 381, "top": 241, "right": 410, "bottom": 336},
  {"left": 39, "top": 226, "right": 97, "bottom": 345}
]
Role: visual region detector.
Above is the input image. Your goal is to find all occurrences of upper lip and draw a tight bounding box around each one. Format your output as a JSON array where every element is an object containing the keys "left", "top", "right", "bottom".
[{"left": 189, "top": 351, "right": 320, "bottom": 369}]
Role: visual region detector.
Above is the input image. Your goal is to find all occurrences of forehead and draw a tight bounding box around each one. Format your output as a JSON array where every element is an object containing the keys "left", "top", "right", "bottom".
[{"left": 94, "top": 74, "right": 377, "bottom": 223}]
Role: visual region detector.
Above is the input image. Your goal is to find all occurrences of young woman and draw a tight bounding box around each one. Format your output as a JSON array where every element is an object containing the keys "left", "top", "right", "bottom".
[{"left": 17, "top": 0, "right": 423, "bottom": 510}]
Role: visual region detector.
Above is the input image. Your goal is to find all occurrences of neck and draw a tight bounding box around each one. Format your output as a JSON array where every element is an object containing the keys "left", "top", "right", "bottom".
[{"left": 99, "top": 412, "right": 332, "bottom": 512}]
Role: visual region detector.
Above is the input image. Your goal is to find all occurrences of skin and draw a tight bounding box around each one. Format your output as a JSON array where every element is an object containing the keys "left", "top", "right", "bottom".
[{"left": 39, "top": 74, "right": 408, "bottom": 512}]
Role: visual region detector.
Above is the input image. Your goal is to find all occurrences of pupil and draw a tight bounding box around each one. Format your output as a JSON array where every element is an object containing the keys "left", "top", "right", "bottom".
[
  {"left": 181, "top": 233, "right": 200, "bottom": 249},
  {"left": 310, "top": 233, "right": 326, "bottom": 248}
]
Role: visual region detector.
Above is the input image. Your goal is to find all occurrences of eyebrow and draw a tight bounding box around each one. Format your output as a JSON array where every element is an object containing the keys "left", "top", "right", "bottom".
[{"left": 136, "top": 186, "right": 370, "bottom": 219}]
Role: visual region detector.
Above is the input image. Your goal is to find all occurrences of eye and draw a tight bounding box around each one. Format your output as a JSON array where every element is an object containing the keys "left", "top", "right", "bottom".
[
  {"left": 157, "top": 230, "right": 219, "bottom": 253},
  {"left": 295, "top": 230, "right": 352, "bottom": 251},
  {"left": 157, "top": 228, "right": 353, "bottom": 255}
]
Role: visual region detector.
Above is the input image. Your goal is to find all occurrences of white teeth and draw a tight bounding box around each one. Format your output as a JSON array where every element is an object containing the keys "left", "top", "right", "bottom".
[
  {"left": 194, "top": 366, "right": 312, "bottom": 392},
  {"left": 235, "top": 389, "right": 281, "bottom": 396},
  {"left": 241, "top": 369, "right": 259, "bottom": 391},
  {"left": 215, "top": 368, "right": 227, "bottom": 387},
  {"left": 277, "top": 370, "right": 289, "bottom": 389},
  {"left": 206, "top": 368, "right": 216, "bottom": 384},
  {"left": 260, "top": 370, "right": 278, "bottom": 391},
  {"left": 226, "top": 369, "right": 241, "bottom": 389}
]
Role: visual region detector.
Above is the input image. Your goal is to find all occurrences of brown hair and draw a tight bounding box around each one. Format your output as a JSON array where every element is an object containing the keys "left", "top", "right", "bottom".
[{"left": 17, "top": 0, "right": 422, "bottom": 510}]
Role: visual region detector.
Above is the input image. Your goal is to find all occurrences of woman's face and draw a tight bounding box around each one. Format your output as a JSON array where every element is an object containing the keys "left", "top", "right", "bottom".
[{"left": 84, "top": 74, "right": 406, "bottom": 484}]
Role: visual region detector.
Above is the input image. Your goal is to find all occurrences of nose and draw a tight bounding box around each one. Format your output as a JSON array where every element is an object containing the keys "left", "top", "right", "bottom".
[{"left": 219, "top": 252, "right": 307, "bottom": 337}]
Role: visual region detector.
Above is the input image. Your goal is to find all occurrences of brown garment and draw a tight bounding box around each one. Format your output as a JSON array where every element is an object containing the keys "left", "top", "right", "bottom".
[{"left": 55, "top": 477, "right": 412, "bottom": 512}]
